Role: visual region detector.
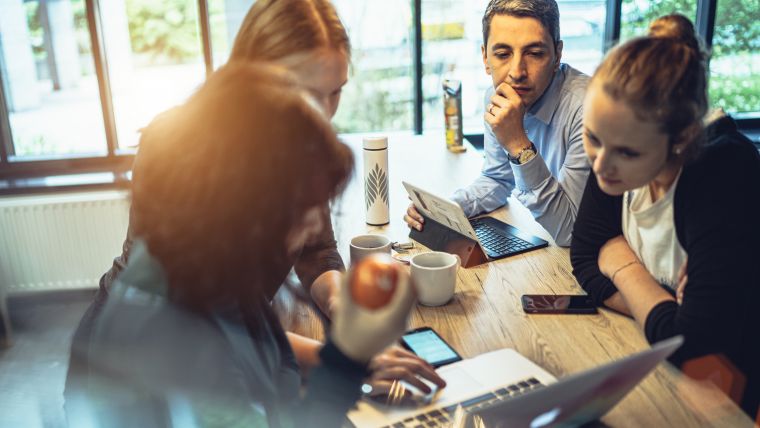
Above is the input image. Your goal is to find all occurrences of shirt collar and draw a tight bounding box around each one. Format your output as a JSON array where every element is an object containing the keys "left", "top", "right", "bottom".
[{"left": 526, "top": 64, "right": 565, "bottom": 125}]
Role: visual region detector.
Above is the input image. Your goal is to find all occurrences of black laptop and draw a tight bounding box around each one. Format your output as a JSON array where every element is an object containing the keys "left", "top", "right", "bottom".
[{"left": 403, "top": 182, "right": 548, "bottom": 264}]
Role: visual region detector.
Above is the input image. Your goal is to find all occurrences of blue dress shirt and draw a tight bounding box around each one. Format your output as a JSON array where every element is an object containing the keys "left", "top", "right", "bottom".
[{"left": 452, "top": 63, "right": 590, "bottom": 246}]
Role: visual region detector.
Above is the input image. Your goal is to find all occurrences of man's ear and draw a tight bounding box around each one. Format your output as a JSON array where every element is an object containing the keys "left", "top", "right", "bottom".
[
  {"left": 554, "top": 40, "right": 563, "bottom": 71},
  {"left": 482, "top": 44, "right": 491, "bottom": 75}
]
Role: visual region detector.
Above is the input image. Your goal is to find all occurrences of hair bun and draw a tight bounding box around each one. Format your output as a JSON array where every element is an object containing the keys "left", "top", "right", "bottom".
[{"left": 648, "top": 13, "right": 704, "bottom": 60}]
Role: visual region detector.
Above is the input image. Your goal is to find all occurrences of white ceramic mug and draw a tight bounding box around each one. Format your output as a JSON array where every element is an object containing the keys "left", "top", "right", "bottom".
[
  {"left": 350, "top": 234, "right": 392, "bottom": 265},
  {"left": 410, "top": 251, "right": 460, "bottom": 306}
]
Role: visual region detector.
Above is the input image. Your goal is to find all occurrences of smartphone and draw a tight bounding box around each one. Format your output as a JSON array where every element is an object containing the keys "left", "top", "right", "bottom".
[
  {"left": 521, "top": 294, "right": 598, "bottom": 314},
  {"left": 400, "top": 327, "right": 462, "bottom": 368}
]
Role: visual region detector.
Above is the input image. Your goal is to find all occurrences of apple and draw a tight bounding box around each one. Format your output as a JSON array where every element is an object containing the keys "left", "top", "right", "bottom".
[{"left": 349, "top": 253, "right": 400, "bottom": 309}]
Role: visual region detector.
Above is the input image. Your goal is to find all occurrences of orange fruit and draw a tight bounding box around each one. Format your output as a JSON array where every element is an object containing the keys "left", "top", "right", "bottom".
[{"left": 350, "top": 254, "right": 399, "bottom": 309}]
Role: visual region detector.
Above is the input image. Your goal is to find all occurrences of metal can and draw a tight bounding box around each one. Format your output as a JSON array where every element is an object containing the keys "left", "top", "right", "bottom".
[{"left": 443, "top": 79, "right": 465, "bottom": 153}]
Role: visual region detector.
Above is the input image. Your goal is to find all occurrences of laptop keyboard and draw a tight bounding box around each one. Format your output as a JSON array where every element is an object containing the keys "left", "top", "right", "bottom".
[
  {"left": 470, "top": 219, "right": 534, "bottom": 257},
  {"left": 379, "top": 377, "right": 544, "bottom": 428}
]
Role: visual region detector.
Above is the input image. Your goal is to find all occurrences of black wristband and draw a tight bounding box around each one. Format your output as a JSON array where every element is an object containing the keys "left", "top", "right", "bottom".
[{"left": 319, "top": 340, "right": 371, "bottom": 378}]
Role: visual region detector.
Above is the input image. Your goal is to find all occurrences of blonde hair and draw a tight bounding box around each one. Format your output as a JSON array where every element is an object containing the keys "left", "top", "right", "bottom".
[
  {"left": 230, "top": 0, "right": 350, "bottom": 62},
  {"left": 592, "top": 15, "right": 707, "bottom": 157}
]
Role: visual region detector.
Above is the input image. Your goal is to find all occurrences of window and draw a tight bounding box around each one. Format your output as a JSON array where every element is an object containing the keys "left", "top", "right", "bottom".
[
  {"left": 1, "top": 0, "right": 758, "bottom": 189},
  {"left": 0, "top": 0, "right": 107, "bottom": 159},
  {"left": 208, "top": 0, "right": 254, "bottom": 68},
  {"left": 331, "top": 0, "right": 414, "bottom": 133},
  {"left": 421, "top": 0, "right": 491, "bottom": 133},
  {"left": 709, "top": 0, "right": 759, "bottom": 116},
  {"left": 111, "top": 1, "right": 207, "bottom": 150},
  {"left": 619, "top": 0, "right": 697, "bottom": 41}
]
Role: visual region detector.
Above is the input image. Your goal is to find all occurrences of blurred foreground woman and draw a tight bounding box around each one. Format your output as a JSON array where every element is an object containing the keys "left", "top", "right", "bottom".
[{"left": 65, "top": 63, "right": 416, "bottom": 427}]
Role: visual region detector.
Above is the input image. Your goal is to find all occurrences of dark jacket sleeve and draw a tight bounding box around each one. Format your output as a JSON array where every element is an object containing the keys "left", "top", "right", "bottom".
[
  {"left": 570, "top": 171, "right": 624, "bottom": 306},
  {"left": 644, "top": 128, "right": 760, "bottom": 370},
  {"left": 293, "top": 205, "right": 345, "bottom": 290},
  {"left": 296, "top": 341, "right": 369, "bottom": 427},
  {"left": 99, "top": 209, "right": 135, "bottom": 292}
]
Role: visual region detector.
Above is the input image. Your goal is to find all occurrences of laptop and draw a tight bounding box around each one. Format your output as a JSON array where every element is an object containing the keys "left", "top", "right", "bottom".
[
  {"left": 347, "top": 336, "right": 683, "bottom": 428},
  {"left": 403, "top": 182, "right": 548, "bottom": 260}
]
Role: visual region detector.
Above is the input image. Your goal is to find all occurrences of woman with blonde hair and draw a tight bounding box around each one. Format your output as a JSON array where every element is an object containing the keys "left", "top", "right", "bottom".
[
  {"left": 70, "top": 0, "right": 444, "bottom": 405},
  {"left": 571, "top": 14, "right": 760, "bottom": 417}
]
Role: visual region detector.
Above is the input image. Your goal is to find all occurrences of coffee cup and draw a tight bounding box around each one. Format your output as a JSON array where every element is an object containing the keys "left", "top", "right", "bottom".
[
  {"left": 350, "top": 234, "right": 392, "bottom": 265},
  {"left": 410, "top": 251, "right": 460, "bottom": 306}
]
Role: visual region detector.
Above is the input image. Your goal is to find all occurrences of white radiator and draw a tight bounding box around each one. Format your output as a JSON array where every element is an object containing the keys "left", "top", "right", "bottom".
[{"left": 0, "top": 191, "right": 130, "bottom": 294}]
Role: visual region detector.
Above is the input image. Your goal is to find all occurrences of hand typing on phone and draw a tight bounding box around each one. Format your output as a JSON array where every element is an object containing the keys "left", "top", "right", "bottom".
[{"left": 364, "top": 346, "right": 446, "bottom": 405}]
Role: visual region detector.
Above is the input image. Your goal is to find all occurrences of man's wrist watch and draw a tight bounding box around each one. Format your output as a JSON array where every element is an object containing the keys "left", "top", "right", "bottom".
[{"left": 508, "top": 142, "right": 537, "bottom": 165}]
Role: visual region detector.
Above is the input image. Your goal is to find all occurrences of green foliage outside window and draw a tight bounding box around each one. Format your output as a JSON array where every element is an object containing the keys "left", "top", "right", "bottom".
[
  {"left": 124, "top": 0, "right": 230, "bottom": 65},
  {"left": 125, "top": 0, "right": 202, "bottom": 63},
  {"left": 333, "top": 67, "right": 413, "bottom": 133},
  {"left": 620, "top": 0, "right": 697, "bottom": 40},
  {"left": 621, "top": 0, "right": 759, "bottom": 114},
  {"left": 710, "top": 0, "right": 759, "bottom": 114}
]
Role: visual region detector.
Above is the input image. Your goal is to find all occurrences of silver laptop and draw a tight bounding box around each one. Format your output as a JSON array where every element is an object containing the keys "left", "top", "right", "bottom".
[
  {"left": 347, "top": 336, "right": 683, "bottom": 428},
  {"left": 403, "top": 182, "right": 547, "bottom": 260}
]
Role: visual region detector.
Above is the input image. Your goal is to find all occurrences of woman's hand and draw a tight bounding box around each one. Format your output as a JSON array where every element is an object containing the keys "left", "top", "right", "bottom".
[
  {"left": 330, "top": 256, "right": 416, "bottom": 365},
  {"left": 364, "top": 346, "right": 447, "bottom": 403},
  {"left": 598, "top": 235, "right": 640, "bottom": 280},
  {"left": 676, "top": 259, "right": 688, "bottom": 305}
]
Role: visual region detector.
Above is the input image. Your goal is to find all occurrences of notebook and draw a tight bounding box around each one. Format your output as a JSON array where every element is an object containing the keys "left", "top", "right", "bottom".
[
  {"left": 403, "top": 182, "right": 547, "bottom": 261},
  {"left": 347, "top": 336, "right": 683, "bottom": 428}
]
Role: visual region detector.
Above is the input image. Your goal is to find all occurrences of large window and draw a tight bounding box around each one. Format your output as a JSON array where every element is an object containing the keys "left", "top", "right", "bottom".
[
  {"left": 709, "top": 0, "right": 758, "bottom": 116},
  {"left": 111, "top": 1, "right": 207, "bottom": 149},
  {"left": 1, "top": 0, "right": 757, "bottom": 188},
  {"left": 619, "top": 0, "right": 758, "bottom": 118},
  {"left": 1, "top": 0, "right": 107, "bottom": 159},
  {"left": 332, "top": 0, "right": 414, "bottom": 133},
  {"left": 208, "top": 0, "right": 254, "bottom": 68}
]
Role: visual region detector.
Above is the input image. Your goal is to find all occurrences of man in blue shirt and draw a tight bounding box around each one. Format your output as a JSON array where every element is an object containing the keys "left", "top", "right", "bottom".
[{"left": 405, "top": 0, "right": 589, "bottom": 246}]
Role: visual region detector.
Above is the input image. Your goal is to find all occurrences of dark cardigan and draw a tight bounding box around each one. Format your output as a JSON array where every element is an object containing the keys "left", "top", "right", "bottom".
[{"left": 570, "top": 117, "right": 760, "bottom": 416}]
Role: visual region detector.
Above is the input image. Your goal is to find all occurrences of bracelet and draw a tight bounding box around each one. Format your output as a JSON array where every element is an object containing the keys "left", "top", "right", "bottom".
[{"left": 610, "top": 260, "right": 641, "bottom": 283}]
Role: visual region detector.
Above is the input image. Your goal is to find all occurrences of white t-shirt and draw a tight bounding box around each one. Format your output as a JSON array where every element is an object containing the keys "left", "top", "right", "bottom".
[{"left": 622, "top": 172, "right": 687, "bottom": 290}]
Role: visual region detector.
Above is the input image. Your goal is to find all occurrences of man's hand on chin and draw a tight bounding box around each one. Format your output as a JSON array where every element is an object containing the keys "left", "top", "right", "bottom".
[{"left": 485, "top": 83, "right": 532, "bottom": 155}]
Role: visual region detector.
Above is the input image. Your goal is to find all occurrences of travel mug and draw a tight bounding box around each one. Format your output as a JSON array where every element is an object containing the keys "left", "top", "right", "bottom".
[{"left": 363, "top": 136, "right": 389, "bottom": 225}]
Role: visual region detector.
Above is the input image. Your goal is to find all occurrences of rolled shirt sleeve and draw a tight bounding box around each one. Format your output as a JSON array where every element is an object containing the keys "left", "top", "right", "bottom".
[
  {"left": 293, "top": 204, "right": 345, "bottom": 290},
  {"left": 451, "top": 119, "right": 516, "bottom": 217}
]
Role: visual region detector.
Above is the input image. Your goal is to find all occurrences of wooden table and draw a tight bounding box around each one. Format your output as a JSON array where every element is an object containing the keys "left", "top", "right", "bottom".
[{"left": 276, "top": 133, "right": 753, "bottom": 427}]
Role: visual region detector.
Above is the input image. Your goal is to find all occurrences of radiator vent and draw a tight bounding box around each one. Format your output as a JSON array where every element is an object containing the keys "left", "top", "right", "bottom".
[{"left": 0, "top": 191, "right": 130, "bottom": 294}]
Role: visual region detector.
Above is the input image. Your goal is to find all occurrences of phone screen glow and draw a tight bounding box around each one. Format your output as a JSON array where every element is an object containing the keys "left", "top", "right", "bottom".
[{"left": 403, "top": 330, "right": 458, "bottom": 365}]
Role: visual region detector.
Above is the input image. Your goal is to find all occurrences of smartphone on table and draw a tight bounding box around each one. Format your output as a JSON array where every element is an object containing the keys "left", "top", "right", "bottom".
[
  {"left": 521, "top": 294, "right": 598, "bottom": 314},
  {"left": 400, "top": 326, "right": 462, "bottom": 368}
]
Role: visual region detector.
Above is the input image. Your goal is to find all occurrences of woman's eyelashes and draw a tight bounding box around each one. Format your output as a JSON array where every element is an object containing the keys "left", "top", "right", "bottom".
[{"left": 618, "top": 148, "right": 641, "bottom": 159}]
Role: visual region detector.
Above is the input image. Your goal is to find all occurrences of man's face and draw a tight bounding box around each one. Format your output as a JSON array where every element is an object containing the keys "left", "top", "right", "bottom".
[{"left": 482, "top": 14, "right": 562, "bottom": 108}]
